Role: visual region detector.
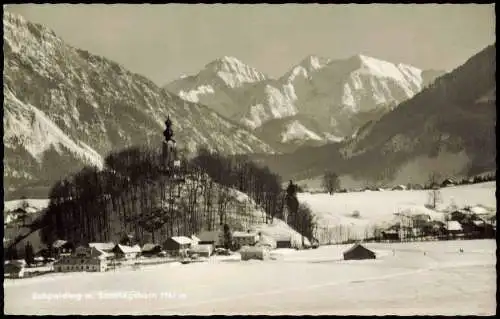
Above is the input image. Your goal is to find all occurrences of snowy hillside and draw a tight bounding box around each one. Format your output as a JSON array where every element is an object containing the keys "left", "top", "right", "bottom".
[
  {"left": 166, "top": 53, "right": 444, "bottom": 148},
  {"left": 298, "top": 182, "right": 496, "bottom": 241},
  {"left": 3, "top": 12, "right": 276, "bottom": 199},
  {"left": 218, "top": 188, "right": 311, "bottom": 248}
]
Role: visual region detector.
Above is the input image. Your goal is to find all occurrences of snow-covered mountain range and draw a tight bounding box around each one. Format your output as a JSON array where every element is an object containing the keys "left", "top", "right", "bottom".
[
  {"left": 165, "top": 53, "right": 445, "bottom": 149},
  {"left": 253, "top": 44, "right": 496, "bottom": 187},
  {"left": 3, "top": 12, "right": 276, "bottom": 199}
]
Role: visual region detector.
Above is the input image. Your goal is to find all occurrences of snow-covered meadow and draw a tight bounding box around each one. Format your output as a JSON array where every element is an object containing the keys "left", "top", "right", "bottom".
[
  {"left": 298, "top": 182, "right": 496, "bottom": 240},
  {"left": 4, "top": 239, "right": 496, "bottom": 315}
]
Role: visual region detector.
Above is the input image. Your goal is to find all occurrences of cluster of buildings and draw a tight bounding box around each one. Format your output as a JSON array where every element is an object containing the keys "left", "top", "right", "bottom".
[
  {"left": 6, "top": 229, "right": 294, "bottom": 276},
  {"left": 380, "top": 206, "right": 496, "bottom": 242}
]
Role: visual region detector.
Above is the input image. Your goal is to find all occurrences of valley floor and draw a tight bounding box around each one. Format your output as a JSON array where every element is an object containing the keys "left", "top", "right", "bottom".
[{"left": 4, "top": 239, "right": 496, "bottom": 315}]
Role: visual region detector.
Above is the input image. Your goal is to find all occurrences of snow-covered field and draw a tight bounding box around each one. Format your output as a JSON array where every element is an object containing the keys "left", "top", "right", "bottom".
[
  {"left": 298, "top": 182, "right": 496, "bottom": 239},
  {"left": 4, "top": 239, "right": 496, "bottom": 315}
]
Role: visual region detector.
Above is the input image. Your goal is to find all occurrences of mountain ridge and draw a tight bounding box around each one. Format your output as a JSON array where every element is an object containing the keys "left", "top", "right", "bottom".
[
  {"left": 3, "top": 11, "right": 277, "bottom": 200},
  {"left": 252, "top": 44, "right": 496, "bottom": 188},
  {"left": 165, "top": 53, "right": 445, "bottom": 149}
]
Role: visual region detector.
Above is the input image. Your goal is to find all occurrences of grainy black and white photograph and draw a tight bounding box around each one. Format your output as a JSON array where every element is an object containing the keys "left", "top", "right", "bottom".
[{"left": 2, "top": 3, "right": 496, "bottom": 315}]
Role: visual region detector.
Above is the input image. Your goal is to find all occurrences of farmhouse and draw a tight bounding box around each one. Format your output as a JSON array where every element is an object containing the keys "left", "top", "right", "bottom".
[
  {"left": 52, "top": 239, "right": 74, "bottom": 257},
  {"left": 343, "top": 243, "right": 376, "bottom": 260},
  {"left": 141, "top": 243, "right": 162, "bottom": 257},
  {"left": 189, "top": 244, "right": 213, "bottom": 258},
  {"left": 441, "top": 178, "right": 456, "bottom": 187},
  {"left": 275, "top": 236, "right": 292, "bottom": 249},
  {"left": 89, "top": 242, "right": 115, "bottom": 253},
  {"left": 163, "top": 236, "right": 192, "bottom": 256},
  {"left": 4, "top": 260, "right": 26, "bottom": 278},
  {"left": 382, "top": 229, "right": 399, "bottom": 241},
  {"left": 446, "top": 221, "right": 464, "bottom": 238},
  {"left": 112, "top": 244, "right": 141, "bottom": 260},
  {"left": 196, "top": 230, "right": 223, "bottom": 247},
  {"left": 240, "top": 246, "right": 270, "bottom": 261},
  {"left": 54, "top": 246, "right": 108, "bottom": 273},
  {"left": 232, "top": 231, "right": 259, "bottom": 248}
]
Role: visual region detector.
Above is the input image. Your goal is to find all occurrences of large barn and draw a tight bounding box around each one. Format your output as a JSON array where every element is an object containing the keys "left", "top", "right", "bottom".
[{"left": 343, "top": 244, "right": 376, "bottom": 260}]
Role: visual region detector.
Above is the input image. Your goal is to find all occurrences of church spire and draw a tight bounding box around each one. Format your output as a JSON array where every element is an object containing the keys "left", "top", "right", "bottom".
[
  {"left": 163, "top": 115, "right": 175, "bottom": 143},
  {"left": 162, "top": 115, "right": 179, "bottom": 169}
]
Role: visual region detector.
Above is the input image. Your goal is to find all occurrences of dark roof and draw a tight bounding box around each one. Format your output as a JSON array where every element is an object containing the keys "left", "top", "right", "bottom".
[
  {"left": 343, "top": 243, "right": 375, "bottom": 255},
  {"left": 142, "top": 243, "right": 161, "bottom": 252}
]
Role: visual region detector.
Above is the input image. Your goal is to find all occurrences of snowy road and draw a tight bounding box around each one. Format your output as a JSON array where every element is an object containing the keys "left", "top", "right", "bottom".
[{"left": 4, "top": 240, "right": 496, "bottom": 315}]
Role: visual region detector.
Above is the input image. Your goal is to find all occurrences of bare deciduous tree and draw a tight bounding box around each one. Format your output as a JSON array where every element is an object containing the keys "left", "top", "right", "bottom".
[{"left": 321, "top": 171, "right": 340, "bottom": 195}]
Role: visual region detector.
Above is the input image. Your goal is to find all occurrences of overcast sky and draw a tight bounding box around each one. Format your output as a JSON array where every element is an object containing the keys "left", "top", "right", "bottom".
[{"left": 5, "top": 4, "right": 495, "bottom": 85}]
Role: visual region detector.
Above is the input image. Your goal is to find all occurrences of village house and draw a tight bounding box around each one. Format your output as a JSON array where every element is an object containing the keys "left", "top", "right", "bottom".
[
  {"left": 381, "top": 229, "right": 399, "bottom": 241},
  {"left": 429, "top": 220, "right": 447, "bottom": 238},
  {"left": 141, "top": 243, "right": 162, "bottom": 257},
  {"left": 54, "top": 246, "right": 109, "bottom": 273},
  {"left": 343, "top": 243, "right": 376, "bottom": 260},
  {"left": 392, "top": 185, "right": 407, "bottom": 191},
  {"left": 446, "top": 221, "right": 464, "bottom": 238},
  {"left": 441, "top": 178, "right": 456, "bottom": 187},
  {"left": 4, "top": 260, "right": 26, "bottom": 278},
  {"left": 188, "top": 244, "right": 213, "bottom": 258},
  {"left": 240, "top": 246, "right": 270, "bottom": 261},
  {"left": 89, "top": 242, "right": 116, "bottom": 253},
  {"left": 232, "top": 231, "right": 259, "bottom": 248},
  {"left": 52, "top": 239, "right": 74, "bottom": 257},
  {"left": 190, "top": 235, "right": 201, "bottom": 246},
  {"left": 255, "top": 233, "right": 277, "bottom": 249},
  {"left": 112, "top": 244, "right": 141, "bottom": 260},
  {"left": 275, "top": 236, "right": 292, "bottom": 249},
  {"left": 163, "top": 236, "right": 192, "bottom": 256},
  {"left": 196, "top": 230, "right": 224, "bottom": 248}
]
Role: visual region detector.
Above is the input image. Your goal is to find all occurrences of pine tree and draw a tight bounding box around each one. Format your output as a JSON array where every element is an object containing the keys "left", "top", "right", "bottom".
[
  {"left": 223, "top": 223, "right": 232, "bottom": 250},
  {"left": 25, "top": 241, "right": 34, "bottom": 266}
]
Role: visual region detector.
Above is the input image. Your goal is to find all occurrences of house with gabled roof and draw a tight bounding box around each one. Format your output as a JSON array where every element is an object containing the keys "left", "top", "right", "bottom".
[
  {"left": 141, "top": 243, "right": 162, "bottom": 257},
  {"left": 88, "top": 242, "right": 115, "bottom": 252},
  {"left": 112, "top": 244, "right": 141, "bottom": 260},
  {"left": 54, "top": 245, "right": 110, "bottom": 273},
  {"left": 343, "top": 243, "right": 376, "bottom": 260},
  {"left": 163, "top": 236, "right": 192, "bottom": 256},
  {"left": 196, "top": 230, "right": 224, "bottom": 247},
  {"left": 232, "top": 231, "right": 259, "bottom": 248},
  {"left": 52, "top": 239, "right": 74, "bottom": 257}
]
